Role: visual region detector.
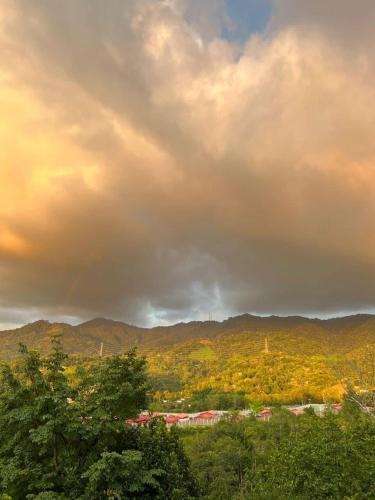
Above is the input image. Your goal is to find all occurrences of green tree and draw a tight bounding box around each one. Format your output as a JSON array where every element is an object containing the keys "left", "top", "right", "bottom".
[
  {"left": 0, "top": 340, "right": 198, "bottom": 499},
  {"left": 184, "top": 406, "right": 375, "bottom": 499},
  {"left": 184, "top": 420, "right": 253, "bottom": 499},
  {"left": 253, "top": 409, "right": 375, "bottom": 499}
]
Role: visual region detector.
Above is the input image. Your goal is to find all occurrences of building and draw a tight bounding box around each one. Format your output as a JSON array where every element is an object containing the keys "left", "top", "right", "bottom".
[
  {"left": 258, "top": 408, "right": 272, "bottom": 421},
  {"left": 193, "top": 410, "right": 221, "bottom": 426}
]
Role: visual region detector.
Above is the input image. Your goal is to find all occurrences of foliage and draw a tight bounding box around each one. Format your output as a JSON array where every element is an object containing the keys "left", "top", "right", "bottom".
[
  {"left": 3, "top": 313, "right": 375, "bottom": 361},
  {"left": 150, "top": 389, "right": 248, "bottom": 413},
  {"left": 148, "top": 348, "right": 344, "bottom": 407},
  {"left": 183, "top": 405, "right": 375, "bottom": 499},
  {"left": 253, "top": 410, "right": 375, "bottom": 499},
  {"left": 3, "top": 318, "right": 375, "bottom": 498},
  {"left": 0, "top": 339, "right": 198, "bottom": 499},
  {"left": 3, "top": 315, "right": 375, "bottom": 406}
]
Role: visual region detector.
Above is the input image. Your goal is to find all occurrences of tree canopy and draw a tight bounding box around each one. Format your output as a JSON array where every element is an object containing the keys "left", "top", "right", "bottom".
[
  {"left": 183, "top": 405, "right": 375, "bottom": 499},
  {"left": 0, "top": 339, "right": 197, "bottom": 499}
]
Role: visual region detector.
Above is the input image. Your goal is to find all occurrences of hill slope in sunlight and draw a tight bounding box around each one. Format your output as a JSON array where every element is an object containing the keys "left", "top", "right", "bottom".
[
  {"left": 1, "top": 313, "right": 375, "bottom": 360},
  {"left": 3, "top": 314, "right": 375, "bottom": 404}
]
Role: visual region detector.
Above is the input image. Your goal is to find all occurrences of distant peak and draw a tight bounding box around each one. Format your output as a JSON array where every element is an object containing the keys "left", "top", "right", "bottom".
[
  {"left": 78, "top": 317, "right": 132, "bottom": 328},
  {"left": 28, "top": 319, "right": 51, "bottom": 328},
  {"left": 79, "top": 317, "right": 115, "bottom": 326}
]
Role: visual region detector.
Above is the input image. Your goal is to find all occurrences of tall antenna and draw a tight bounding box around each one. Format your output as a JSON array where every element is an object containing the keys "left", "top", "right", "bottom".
[
  {"left": 208, "top": 312, "right": 213, "bottom": 322},
  {"left": 264, "top": 337, "right": 269, "bottom": 354},
  {"left": 99, "top": 342, "right": 104, "bottom": 357}
]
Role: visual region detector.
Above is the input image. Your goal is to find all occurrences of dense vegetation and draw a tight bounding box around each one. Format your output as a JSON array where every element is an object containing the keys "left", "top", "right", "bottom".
[
  {"left": 183, "top": 404, "right": 375, "bottom": 499},
  {"left": 3, "top": 314, "right": 375, "bottom": 408},
  {"left": 148, "top": 349, "right": 344, "bottom": 409},
  {"left": 0, "top": 340, "right": 197, "bottom": 499},
  {"left": 1, "top": 340, "right": 375, "bottom": 498},
  {"left": 3, "top": 313, "right": 375, "bottom": 360}
]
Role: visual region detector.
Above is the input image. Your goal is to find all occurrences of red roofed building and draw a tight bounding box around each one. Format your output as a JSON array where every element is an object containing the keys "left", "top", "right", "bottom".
[
  {"left": 126, "top": 414, "right": 154, "bottom": 426},
  {"left": 127, "top": 412, "right": 190, "bottom": 427},
  {"left": 165, "top": 415, "right": 181, "bottom": 426},
  {"left": 258, "top": 408, "right": 271, "bottom": 421},
  {"left": 288, "top": 407, "right": 305, "bottom": 416},
  {"left": 332, "top": 403, "right": 342, "bottom": 414},
  {"left": 165, "top": 413, "right": 190, "bottom": 427},
  {"left": 194, "top": 410, "right": 220, "bottom": 426},
  {"left": 138, "top": 415, "right": 152, "bottom": 424}
]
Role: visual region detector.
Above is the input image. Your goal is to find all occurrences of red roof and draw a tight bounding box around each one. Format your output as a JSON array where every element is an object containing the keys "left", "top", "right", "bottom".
[
  {"left": 127, "top": 412, "right": 188, "bottom": 426},
  {"left": 165, "top": 413, "right": 189, "bottom": 423},
  {"left": 165, "top": 415, "right": 181, "bottom": 424},
  {"left": 289, "top": 408, "right": 303, "bottom": 415},
  {"left": 196, "top": 411, "right": 217, "bottom": 419},
  {"left": 126, "top": 414, "right": 153, "bottom": 425},
  {"left": 138, "top": 415, "right": 151, "bottom": 423},
  {"left": 260, "top": 408, "right": 271, "bottom": 415}
]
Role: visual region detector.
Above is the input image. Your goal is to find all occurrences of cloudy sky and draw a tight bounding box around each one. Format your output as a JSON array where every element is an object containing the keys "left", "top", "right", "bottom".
[{"left": 1, "top": 0, "right": 375, "bottom": 328}]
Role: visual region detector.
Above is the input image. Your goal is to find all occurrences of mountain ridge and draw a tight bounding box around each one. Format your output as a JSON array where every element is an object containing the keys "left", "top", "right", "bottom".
[
  {"left": 0, "top": 312, "right": 375, "bottom": 361},
  {"left": 4, "top": 312, "right": 373, "bottom": 333}
]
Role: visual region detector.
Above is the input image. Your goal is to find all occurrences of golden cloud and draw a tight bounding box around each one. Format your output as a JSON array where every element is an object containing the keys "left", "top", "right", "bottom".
[{"left": 1, "top": 0, "right": 375, "bottom": 326}]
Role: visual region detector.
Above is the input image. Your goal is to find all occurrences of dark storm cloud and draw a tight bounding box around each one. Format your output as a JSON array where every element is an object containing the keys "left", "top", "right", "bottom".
[{"left": 1, "top": 0, "right": 375, "bottom": 326}]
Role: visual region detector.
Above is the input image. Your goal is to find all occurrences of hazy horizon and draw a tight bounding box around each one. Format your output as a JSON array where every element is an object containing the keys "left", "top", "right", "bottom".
[{"left": 2, "top": 308, "right": 375, "bottom": 332}]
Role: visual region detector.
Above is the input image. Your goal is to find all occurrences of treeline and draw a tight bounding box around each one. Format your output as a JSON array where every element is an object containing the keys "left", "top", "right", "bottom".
[
  {"left": 150, "top": 387, "right": 248, "bottom": 413},
  {"left": 1, "top": 343, "right": 375, "bottom": 498},
  {"left": 183, "top": 404, "right": 375, "bottom": 499}
]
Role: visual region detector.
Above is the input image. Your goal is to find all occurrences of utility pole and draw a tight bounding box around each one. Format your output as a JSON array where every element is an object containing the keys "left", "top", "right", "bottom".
[
  {"left": 264, "top": 337, "right": 269, "bottom": 354},
  {"left": 99, "top": 342, "right": 104, "bottom": 357}
]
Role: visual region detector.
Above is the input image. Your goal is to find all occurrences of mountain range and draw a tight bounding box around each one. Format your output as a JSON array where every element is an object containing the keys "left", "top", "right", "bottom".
[{"left": 1, "top": 313, "right": 375, "bottom": 360}]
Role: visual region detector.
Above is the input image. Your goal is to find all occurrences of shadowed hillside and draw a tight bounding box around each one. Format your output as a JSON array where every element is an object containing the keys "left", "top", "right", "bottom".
[{"left": 1, "top": 313, "right": 375, "bottom": 360}]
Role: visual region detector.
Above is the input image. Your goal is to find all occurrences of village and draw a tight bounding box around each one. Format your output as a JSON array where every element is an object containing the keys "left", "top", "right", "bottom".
[{"left": 126, "top": 403, "right": 343, "bottom": 428}]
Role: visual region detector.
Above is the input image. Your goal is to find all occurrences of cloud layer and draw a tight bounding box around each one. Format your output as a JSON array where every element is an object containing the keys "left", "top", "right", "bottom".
[{"left": 1, "top": 0, "right": 375, "bottom": 326}]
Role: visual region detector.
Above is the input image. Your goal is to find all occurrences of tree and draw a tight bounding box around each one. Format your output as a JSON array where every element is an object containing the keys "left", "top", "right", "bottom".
[
  {"left": 184, "top": 420, "right": 253, "bottom": 499},
  {"left": 184, "top": 406, "right": 375, "bottom": 499},
  {"left": 253, "top": 410, "right": 375, "bottom": 499},
  {"left": 0, "top": 340, "right": 198, "bottom": 499},
  {"left": 336, "top": 348, "right": 375, "bottom": 415}
]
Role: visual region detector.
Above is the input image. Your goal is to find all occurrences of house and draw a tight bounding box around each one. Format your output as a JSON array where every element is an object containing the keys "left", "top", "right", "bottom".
[
  {"left": 331, "top": 403, "right": 342, "bottom": 414},
  {"left": 127, "top": 412, "right": 191, "bottom": 427},
  {"left": 125, "top": 418, "right": 138, "bottom": 426},
  {"left": 126, "top": 412, "right": 158, "bottom": 426},
  {"left": 288, "top": 407, "right": 305, "bottom": 416},
  {"left": 165, "top": 414, "right": 186, "bottom": 427},
  {"left": 258, "top": 408, "right": 271, "bottom": 421},
  {"left": 193, "top": 410, "right": 220, "bottom": 426}
]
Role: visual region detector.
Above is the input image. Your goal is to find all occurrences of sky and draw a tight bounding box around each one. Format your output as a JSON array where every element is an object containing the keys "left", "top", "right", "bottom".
[{"left": 1, "top": 0, "right": 375, "bottom": 328}]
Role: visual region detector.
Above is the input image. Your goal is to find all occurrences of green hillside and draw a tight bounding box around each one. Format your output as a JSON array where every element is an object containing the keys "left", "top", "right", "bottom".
[
  {"left": 2, "top": 313, "right": 375, "bottom": 360},
  {"left": 2, "top": 314, "right": 375, "bottom": 405}
]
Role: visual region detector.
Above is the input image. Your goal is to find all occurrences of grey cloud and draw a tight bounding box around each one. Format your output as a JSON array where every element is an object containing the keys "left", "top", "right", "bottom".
[
  {"left": 271, "top": 0, "right": 375, "bottom": 51},
  {"left": 0, "top": 0, "right": 375, "bottom": 326}
]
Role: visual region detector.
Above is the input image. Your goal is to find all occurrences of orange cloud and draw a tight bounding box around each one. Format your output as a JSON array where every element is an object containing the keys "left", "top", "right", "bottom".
[
  {"left": 1, "top": 0, "right": 375, "bottom": 326},
  {"left": 0, "top": 227, "right": 36, "bottom": 258}
]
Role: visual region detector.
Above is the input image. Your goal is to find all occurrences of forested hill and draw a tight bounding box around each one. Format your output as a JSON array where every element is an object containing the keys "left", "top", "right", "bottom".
[{"left": 1, "top": 313, "right": 375, "bottom": 360}]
